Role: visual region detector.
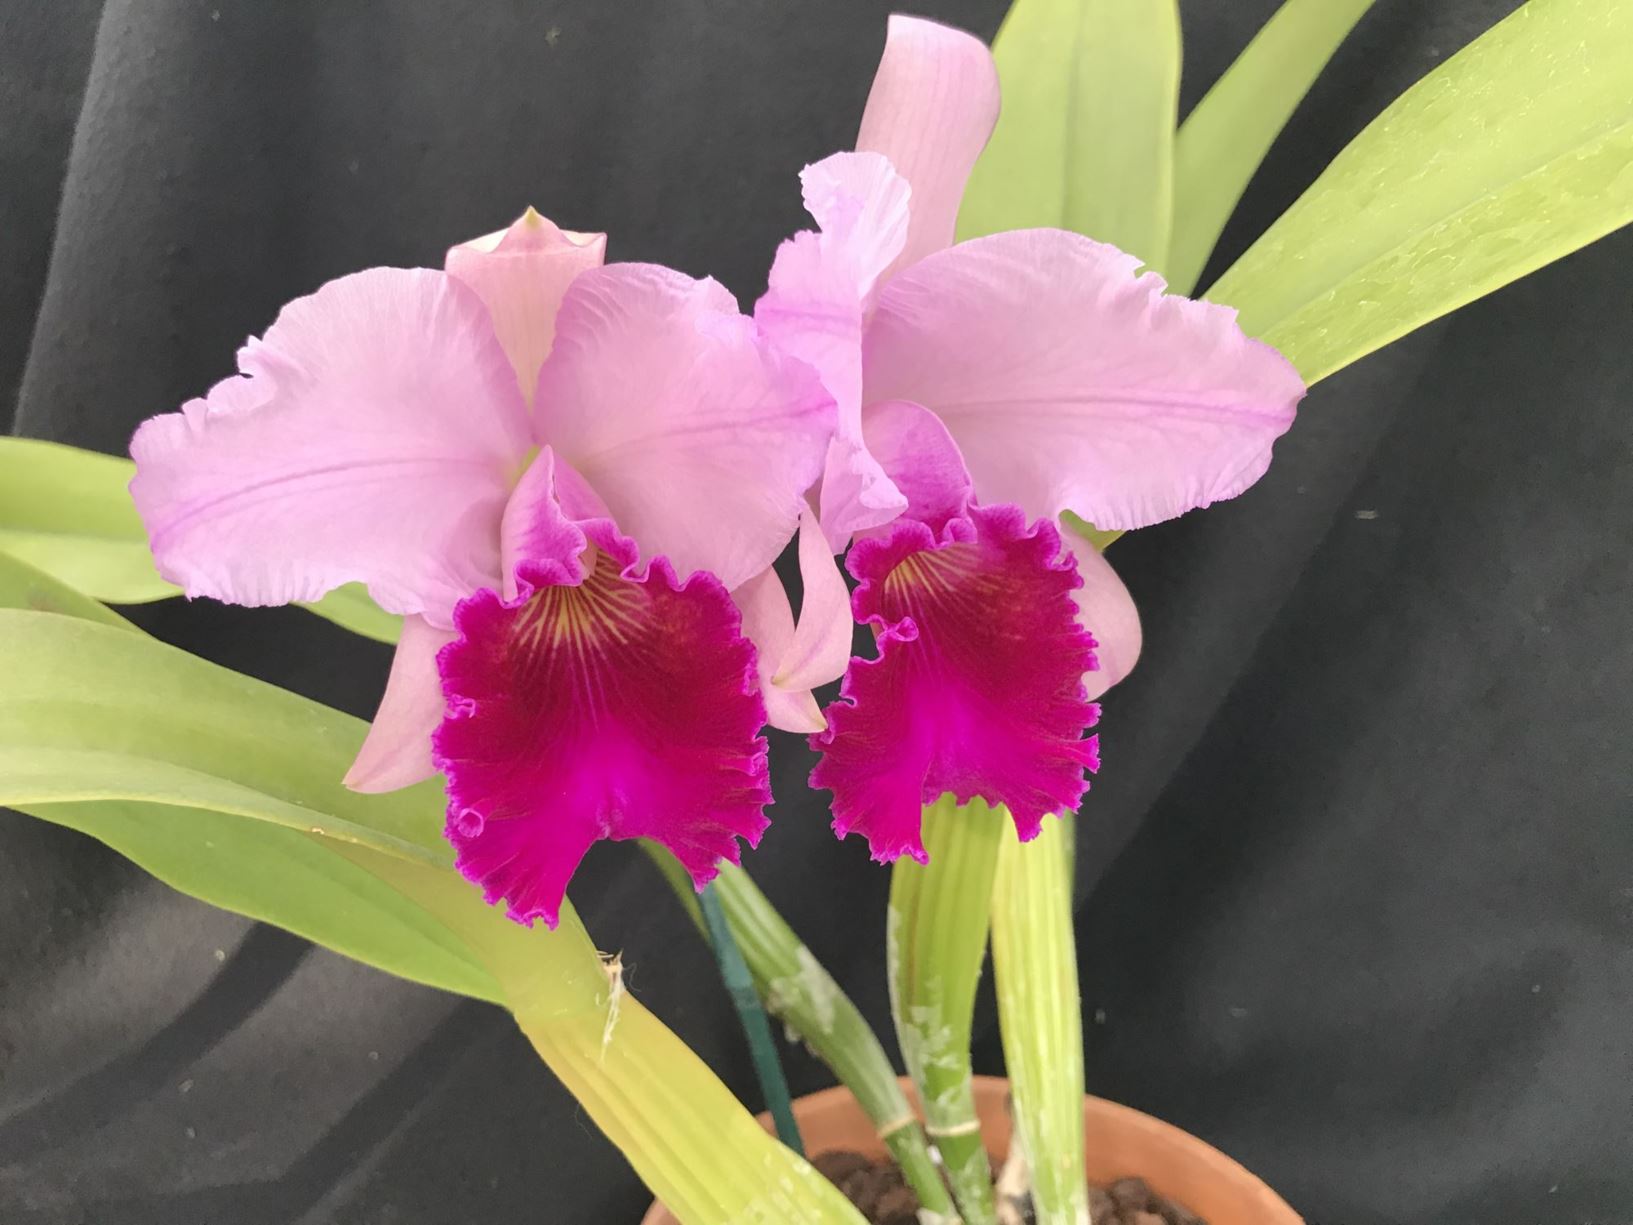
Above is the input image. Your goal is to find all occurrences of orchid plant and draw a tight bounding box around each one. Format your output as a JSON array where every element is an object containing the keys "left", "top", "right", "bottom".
[{"left": 3, "top": 1, "right": 1630, "bottom": 1222}]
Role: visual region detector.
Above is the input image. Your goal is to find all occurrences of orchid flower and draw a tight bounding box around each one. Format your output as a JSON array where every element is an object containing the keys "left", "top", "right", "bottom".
[
  {"left": 756, "top": 17, "right": 1308, "bottom": 862},
  {"left": 129, "top": 210, "right": 835, "bottom": 926}
]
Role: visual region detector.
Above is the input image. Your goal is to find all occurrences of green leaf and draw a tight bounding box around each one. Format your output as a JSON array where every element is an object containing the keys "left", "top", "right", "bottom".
[
  {"left": 0, "top": 607, "right": 497, "bottom": 999},
  {"left": 15, "top": 797, "right": 502, "bottom": 1003},
  {"left": 889, "top": 796, "right": 1005, "bottom": 1223},
  {"left": 990, "top": 817, "right": 1087, "bottom": 1224},
  {"left": 0, "top": 437, "right": 177, "bottom": 603},
  {"left": 0, "top": 609, "right": 443, "bottom": 855},
  {"left": 1210, "top": 0, "right": 1633, "bottom": 384},
  {"left": 0, "top": 583, "right": 860, "bottom": 1218},
  {"left": 349, "top": 852, "right": 868, "bottom": 1224},
  {"left": 0, "top": 436, "right": 401, "bottom": 642},
  {"left": 0, "top": 549, "right": 136, "bottom": 630},
  {"left": 1169, "top": 0, "right": 1377, "bottom": 295},
  {"left": 958, "top": 0, "right": 1182, "bottom": 271}
]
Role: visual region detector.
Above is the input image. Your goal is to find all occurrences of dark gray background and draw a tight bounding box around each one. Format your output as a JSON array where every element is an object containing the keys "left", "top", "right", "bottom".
[{"left": 3, "top": 2, "right": 1628, "bottom": 1222}]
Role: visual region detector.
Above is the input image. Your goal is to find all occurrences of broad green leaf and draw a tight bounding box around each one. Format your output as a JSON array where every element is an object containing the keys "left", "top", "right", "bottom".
[
  {"left": 15, "top": 797, "right": 502, "bottom": 1003},
  {"left": 0, "top": 606, "right": 498, "bottom": 998},
  {"left": 7, "top": 754, "right": 860, "bottom": 1221},
  {"left": 0, "top": 437, "right": 175, "bottom": 603},
  {"left": 1169, "top": 0, "right": 1376, "bottom": 295},
  {"left": 958, "top": 0, "right": 1182, "bottom": 271},
  {"left": 1, "top": 747, "right": 438, "bottom": 864},
  {"left": 0, "top": 549, "right": 135, "bottom": 629},
  {"left": 346, "top": 852, "right": 867, "bottom": 1223},
  {"left": 0, "top": 602, "right": 860, "bottom": 1219},
  {"left": 1210, "top": 0, "right": 1633, "bottom": 384},
  {"left": 0, "top": 609, "right": 442, "bottom": 855},
  {"left": 0, "top": 436, "right": 401, "bottom": 642}
]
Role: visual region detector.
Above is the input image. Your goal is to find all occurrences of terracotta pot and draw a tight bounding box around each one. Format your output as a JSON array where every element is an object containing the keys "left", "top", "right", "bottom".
[{"left": 642, "top": 1075, "right": 1300, "bottom": 1224}]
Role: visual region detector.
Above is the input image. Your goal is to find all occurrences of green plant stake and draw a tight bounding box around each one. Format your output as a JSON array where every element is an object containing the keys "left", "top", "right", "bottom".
[{"left": 698, "top": 880, "right": 804, "bottom": 1154}]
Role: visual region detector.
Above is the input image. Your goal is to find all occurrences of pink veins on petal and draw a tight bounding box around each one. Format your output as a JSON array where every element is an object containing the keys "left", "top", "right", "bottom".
[
  {"left": 434, "top": 531, "right": 771, "bottom": 928},
  {"left": 810, "top": 503, "right": 1101, "bottom": 863}
]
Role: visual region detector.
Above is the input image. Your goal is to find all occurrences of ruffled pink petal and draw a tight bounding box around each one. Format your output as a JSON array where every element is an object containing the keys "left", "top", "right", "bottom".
[
  {"left": 856, "top": 14, "right": 1001, "bottom": 279},
  {"left": 859, "top": 398, "right": 973, "bottom": 533},
  {"left": 1071, "top": 543, "right": 1142, "bottom": 700},
  {"left": 433, "top": 528, "right": 771, "bottom": 928},
  {"left": 535, "top": 264, "right": 832, "bottom": 589},
  {"left": 129, "top": 268, "right": 532, "bottom": 626},
  {"left": 810, "top": 503, "right": 1100, "bottom": 862},
  {"left": 732, "top": 510, "right": 850, "bottom": 735},
  {"left": 445, "top": 210, "right": 607, "bottom": 406},
  {"left": 344, "top": 615, "right": 457, "bottom": 793},
  {"left": 756, "top": 153, "right": 914, "bottom": 548},
  {"left": 863, "top": 230, "right": 1307, "bottom": 531}
]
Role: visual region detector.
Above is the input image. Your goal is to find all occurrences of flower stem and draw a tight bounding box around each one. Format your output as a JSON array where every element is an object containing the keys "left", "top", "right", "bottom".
[
  {"left": 698, "top": 880, "right": 803, "bottom": 1155},
  {"left": 990, "top": 816, "right": 1088, "bottom": 1224},
  {"left": 890, "top": 796, "right": 1004, "bottom": 1225},
  {"left": 645, "top": 846, "right": 959, "bottom": 1219}
]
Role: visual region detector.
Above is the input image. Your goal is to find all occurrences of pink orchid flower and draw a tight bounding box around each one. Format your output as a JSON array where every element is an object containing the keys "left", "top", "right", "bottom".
[
  {"left": 756, "top": 16, "right": 1308, "bottom": 862},
  {"left": 130, "top": 210, "right": 835, "bottom": 926}
]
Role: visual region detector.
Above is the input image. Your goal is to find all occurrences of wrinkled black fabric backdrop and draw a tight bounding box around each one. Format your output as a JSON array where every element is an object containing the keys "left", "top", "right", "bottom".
[{"left": 3, "top": 1, "right": 1629, "bottom": 1222}]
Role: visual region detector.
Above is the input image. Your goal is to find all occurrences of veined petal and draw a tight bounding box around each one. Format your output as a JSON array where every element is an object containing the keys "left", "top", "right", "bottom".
[
  {"left": 130, "top": 268, "right": 531, "bottom": 626},
  {"left": 756, "top": 153, "right": 914, "bottom": 548},
  {"left": 856, "top": 14, "right": 1001, "bottom": 279},
  {"left": 810, "top": 503, "right": 1100, "bottom": 862},
  {"left": 536, "top": 264, "right": 832, "bottom": 589},
  {"left": 434, "top": 529, "right": 771, "bottom": 928},
  {"left": 1071, "top": 542, "right": 1142, "bottom": 701},
  {"left": 445, "top": 209, "right": 607, "bottom": 405},
  {"left": 863, "top": 229, "right": 1307, "bottom": 531},
  {"left": 345, "top": 615, "right": 456, "bottom": 793}
]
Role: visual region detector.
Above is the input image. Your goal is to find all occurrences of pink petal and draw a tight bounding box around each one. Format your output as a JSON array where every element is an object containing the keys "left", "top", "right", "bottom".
[
  {"left": 756, "top": 153, "right": 914, "bottom": 548},
  {"left": 810, "top": 503, "right": 1100, "bottom": 863},
  {"left": 859, "top": 398, "right": 973, "bottom": 532},
  {"left": 732, "top": 510, "right": 852, "bottom": 734},
  {"left": 535, "top": 263, "right": 832, "bottom": 590},
  {"left": 129, "top": 268, "right": 532, "bottom": 626},
  {"left": 863, "top": 230, "right": 1307, "bottom": 531},
  {"left": 856, "top": 14, "right": 1001, "bottom": 279},
  {"left": 445, "top": 210, "right": 607, "bottom": 406},
  {"left": 1071, "top": 543, "right": 1142, "bottom": 700},
  {"left": 344, "top": 615, "right": 457, "bottom": 793},
  {"left": 732, "top": 565, "right": 810, "bottom": 732},
  {"left": 433, "top": 529, "right": 771, "bottom": 928},
  {"left": 764, "top": 686, "right": 828, "bottom": 735},
  {"left": 775, "top": 507, "right": 854, "bottom": 693}
]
